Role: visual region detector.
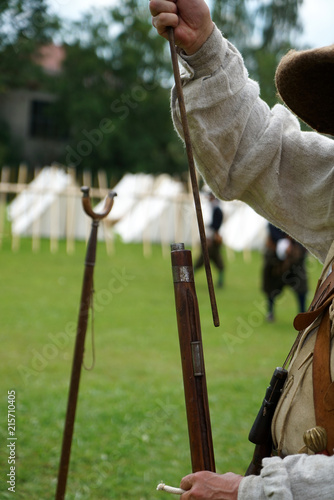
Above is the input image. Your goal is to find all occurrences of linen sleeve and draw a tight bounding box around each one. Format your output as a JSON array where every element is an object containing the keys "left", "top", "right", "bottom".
[
  {"left": 171, "top": 26, "right": 334, "bottom": 263},
  {"left": 237, "top": 454, "right": 334, "bottom": 499}
]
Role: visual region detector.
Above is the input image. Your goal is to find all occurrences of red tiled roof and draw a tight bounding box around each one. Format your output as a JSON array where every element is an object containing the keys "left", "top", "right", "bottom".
[{"left": 34, "top": 44, "right": 66, "bottom": 74}]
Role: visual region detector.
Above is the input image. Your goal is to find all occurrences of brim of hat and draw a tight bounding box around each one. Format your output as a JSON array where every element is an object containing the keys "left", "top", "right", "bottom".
[{"left": 275, "top": 45, "right": 334, "bottom": 135}]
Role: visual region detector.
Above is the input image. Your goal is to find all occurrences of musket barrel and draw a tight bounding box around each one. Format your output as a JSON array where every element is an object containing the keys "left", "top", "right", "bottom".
[{"left": 171, "top": 243, "right": 215, "bottom": 473}]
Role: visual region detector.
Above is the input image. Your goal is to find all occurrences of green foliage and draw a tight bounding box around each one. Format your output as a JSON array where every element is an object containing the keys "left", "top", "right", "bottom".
[
  {"left": 212, "top": 0, "right": 254, "bottom": 46},
  {"left": 0, "top": 0, "right": 306, "bottom": 173},
  {"left": 258, "top": 0, "right": 303, "bottom": 48},
  {"left": 0, "top": 0, "right": 59, "bottom": 92},
  {"left": 43, "top": 0, "right": 306, "bottom": 174},
  {"left": 0, "top": 230, "right": 323, "bottom": 498},
  {"left": 47, "top": 1, "right": 186, "bottom": 178},
  {"left": 212, "top": 0, "right": 304, "bottom": 108}
]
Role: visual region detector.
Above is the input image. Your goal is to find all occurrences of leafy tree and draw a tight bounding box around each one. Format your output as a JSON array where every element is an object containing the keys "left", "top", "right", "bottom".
[
  {"left": 0, "top": 0, "right": 60, "bottom": 91},
  {"left": 0, "top": 0, "right": 306, "bottom": 174},
  {"left": 48, "top": 0, "right": 186, "bottom": 178},
  {"left": 0, "top": 1, "right": 60, "bottom": 165},
  {"left": 212, "top": 0, "right": 304, "bottom": 107}
]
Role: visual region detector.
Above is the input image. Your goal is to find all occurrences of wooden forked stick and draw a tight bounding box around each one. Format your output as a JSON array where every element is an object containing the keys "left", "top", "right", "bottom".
[{"left": 55, "top": 188, "right": 116, "bottom": 499}]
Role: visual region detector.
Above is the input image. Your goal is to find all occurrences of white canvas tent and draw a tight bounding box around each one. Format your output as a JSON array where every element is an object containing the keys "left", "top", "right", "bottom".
[
  {"left": 109, "top": 177, "right": 267, "bottom": 251},
  {"left": 97, "top": 172, "right": 156, "bottom": 225},
  {"left": 220, "top": 200, "right": 267, "bottom": 252},
  {"left": 7, "top": 168, "right": 268, "bottom": 252},
  {"left": 7, "top": 166, "right": 90, "bottom": 241},
  {"left": 7, "top": 167, "right": 130, "bottom": 243},
  {"left": 7, "top": 169, "right": 192, "bottom": 245},
  {"left": 112, "top": 174, "right": 199, "bottom": 246}
]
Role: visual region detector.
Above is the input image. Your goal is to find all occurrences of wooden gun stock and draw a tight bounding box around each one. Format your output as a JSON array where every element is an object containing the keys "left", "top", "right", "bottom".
[
  {"left": 171, "top": 243, "right": 215, "bottom": 472},
  {"left": 245, "top": 367, "right": 288, "bottom": 476},
  {"left": 245, "top": 439, "right": 273, "bottom": 476}
]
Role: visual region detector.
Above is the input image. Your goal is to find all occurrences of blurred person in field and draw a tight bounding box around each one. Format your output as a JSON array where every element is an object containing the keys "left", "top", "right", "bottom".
[
  {"left": 262, "top": 223, "right": 308, "bottom": 322},
  {"left": 194, "top": 192, "right": 224, "bottom": 288}
]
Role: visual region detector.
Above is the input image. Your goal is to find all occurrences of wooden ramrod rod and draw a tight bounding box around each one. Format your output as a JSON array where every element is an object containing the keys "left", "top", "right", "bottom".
[
  {"left": 171, "top": 243, "right": 215, "bottom": 472},
  {"left": 168, "top": 27, "right": 219, "bottom": 328}
]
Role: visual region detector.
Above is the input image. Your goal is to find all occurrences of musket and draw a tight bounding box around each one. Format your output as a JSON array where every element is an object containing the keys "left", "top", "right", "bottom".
[
  {"left": 166, "top": 24, "right": 217, "bottom": 474},
  {"left": 55, "top": 187, "right": 116, "bottom": 500},
  {"left": 171, "top": 243, "right": 215, "bottom": 472}
]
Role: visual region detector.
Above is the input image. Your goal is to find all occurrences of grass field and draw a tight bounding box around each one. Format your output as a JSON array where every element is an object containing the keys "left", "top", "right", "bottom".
[{"left": 0, "top": 232, "right": 323, "bottom": 499}]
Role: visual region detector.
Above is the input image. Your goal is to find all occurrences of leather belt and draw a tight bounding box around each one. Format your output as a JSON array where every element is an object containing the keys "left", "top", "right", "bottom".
[{"left": 293, "top": 269, "right": 334, "bottom": 455}]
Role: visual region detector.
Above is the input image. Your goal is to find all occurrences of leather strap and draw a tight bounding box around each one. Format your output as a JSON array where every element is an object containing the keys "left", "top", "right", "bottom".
[
  {"left": 313, "top": 308, "right": 334, "bottom": 455},
  {"left": 310, "top": 272, "right": 334, "bottom": 311},
  {"left": 294, "top": 270, "right": 334, "bottom": 331},
  {"left": 294, "top": 295, "right": 334, "bottom": 331}
]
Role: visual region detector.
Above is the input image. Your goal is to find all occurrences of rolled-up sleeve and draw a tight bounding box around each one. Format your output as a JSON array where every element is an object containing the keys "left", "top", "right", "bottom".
[
  {"left": 172, "top": 26, "right": 334, "bottom": 262},
  {"left": 238, "top": 454, "right": 334, "bottom": 499}
]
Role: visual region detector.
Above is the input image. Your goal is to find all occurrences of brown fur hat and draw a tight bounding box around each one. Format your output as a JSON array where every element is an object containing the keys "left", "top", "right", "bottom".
[{"left": 275, "top": 44, "right": 334, "bottom": 135}]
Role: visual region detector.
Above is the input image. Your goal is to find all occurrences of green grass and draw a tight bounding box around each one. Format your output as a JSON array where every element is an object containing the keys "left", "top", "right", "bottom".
[{"left": 0, "top": 232, "right": 323, "bottom": 499}]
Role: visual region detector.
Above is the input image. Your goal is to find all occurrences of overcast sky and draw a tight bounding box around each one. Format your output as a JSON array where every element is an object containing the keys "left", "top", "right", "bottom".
[
  {"left": 299, "top": 0, "right": 333, "bottom": 47},
  {"left": 47, "top": 0, "right": 333, "bottom": 48}
]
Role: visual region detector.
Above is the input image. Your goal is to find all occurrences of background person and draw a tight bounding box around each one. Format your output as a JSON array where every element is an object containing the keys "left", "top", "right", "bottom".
[
  {"left": 262, "top": 223, "right": 308, "bottom": 322},
  {"left": 194, "top": 192, "right": 224, "bottom": 288}
]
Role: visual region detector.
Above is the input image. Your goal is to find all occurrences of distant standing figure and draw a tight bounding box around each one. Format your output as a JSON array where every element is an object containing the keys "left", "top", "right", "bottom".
[
  {"left": 194, "top": 192, "right": 224, "bottom": 288},
  {"left": 262, "top": 223, "right": 308, "bottom": 322}
]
